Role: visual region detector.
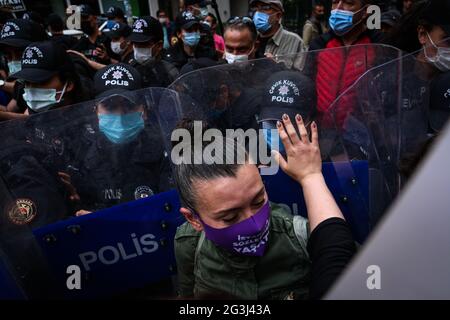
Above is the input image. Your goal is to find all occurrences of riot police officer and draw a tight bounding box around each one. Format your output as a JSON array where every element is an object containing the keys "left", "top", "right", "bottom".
[
  {"left": 66, "top": 63, "right": 172, "bottom": 215},
  {"left": 106, "top": 22, "right": 133, "bottom": 63},
  {"left": 126, "top": 17, "right": 179, "bottom": 88},
  {"left": 0, "top": 18, "right": 47, "bottom": 116}
]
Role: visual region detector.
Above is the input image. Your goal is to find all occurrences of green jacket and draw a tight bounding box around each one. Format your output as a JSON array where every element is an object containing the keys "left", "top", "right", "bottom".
[{"left": 174, "top": 203, "right": 311, "bottom": 300}]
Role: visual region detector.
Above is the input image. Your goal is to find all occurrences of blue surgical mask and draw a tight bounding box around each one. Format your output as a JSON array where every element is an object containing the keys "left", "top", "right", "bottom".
[
  {"left": 253, "top": 11, "right": 272, "bottom": 33},
  {"left": 23, "top": 82, "right": 67, "bottom": 113},
  {"left": 183, "top": 32, "right": 201, "bottom": 47},
  {"left": 8, "top": 60, "right": 22, "bottom": 75},
  {"left": 329, "top": 8, "right": 364, "bottom": 36},
  {"left": 99, "top": 112, "right": 145, "bottom": 144}
]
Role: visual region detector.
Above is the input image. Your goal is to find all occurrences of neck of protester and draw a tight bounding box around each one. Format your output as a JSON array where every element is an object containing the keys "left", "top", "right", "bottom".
[
  {"left": 88, "top": 29, "right": 99, "bottom": 44},
  {"left": 183, "top": 43, "right": 195, "bottom": 56},
  {"left": 260, "top": 22, "right": 280, "bottom": 39},
  {"left": 340, "top": 22, "right": 366, "bottom": 46}
]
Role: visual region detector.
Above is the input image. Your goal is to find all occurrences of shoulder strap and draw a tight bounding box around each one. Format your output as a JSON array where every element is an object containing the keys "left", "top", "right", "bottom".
[{"left": 293, "top": 215, "right": 310, "bottom": 259}]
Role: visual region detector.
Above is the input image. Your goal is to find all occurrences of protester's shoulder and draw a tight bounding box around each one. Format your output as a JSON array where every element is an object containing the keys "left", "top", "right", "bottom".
[
  {"left": 270, "top": 202, "right": 296, "bottom": 232},
  {"left": 270, "top": 203, "right": 310, "bottom": 251},
  {"left": 175, "top": 221, "right": 200, "bottom": 241},
  {"left": 303, "top": 19, "right": 313, "bottom": 28},
  {"left": 281, "top": 27, "right": 302, "bottom": 42}
]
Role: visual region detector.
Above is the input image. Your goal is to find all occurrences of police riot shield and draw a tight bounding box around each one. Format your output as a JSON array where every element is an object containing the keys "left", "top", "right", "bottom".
[
  {"left": 325, "top": 39, "right": 450, "bottom": 299},
  {"left": 0, "top": 87, "right": 185, "bottom": 299},
  {"left": 328, "top": 39, "right": 448, "bottom": 229},
  {"left": 164, "top": 44, "right": 403, "bottom": 244}
]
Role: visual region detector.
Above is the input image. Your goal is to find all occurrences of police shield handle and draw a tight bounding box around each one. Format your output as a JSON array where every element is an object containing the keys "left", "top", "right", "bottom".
[
  {"left": 58, "top": 172, "right": 80, "bottom": 202},
  {"left": 272, "top": 114, "right": 345, "bottom": 232}
]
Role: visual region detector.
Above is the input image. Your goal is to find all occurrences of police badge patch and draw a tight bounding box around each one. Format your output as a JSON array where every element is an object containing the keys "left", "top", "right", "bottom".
[
  {"left": 171, "top": 36, "right": 178, "bottom": 46},
  {"left": 7, "top": 199, "right": 37, "bottom": 226},
  {"left": 134, "top": 186, "right": 154, "bottom": 200}
]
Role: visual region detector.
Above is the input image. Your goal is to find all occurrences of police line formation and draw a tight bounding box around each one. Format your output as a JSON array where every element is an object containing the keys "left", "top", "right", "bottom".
[{"left": 0, "top": 0, "right": 449, "bottom": 300}]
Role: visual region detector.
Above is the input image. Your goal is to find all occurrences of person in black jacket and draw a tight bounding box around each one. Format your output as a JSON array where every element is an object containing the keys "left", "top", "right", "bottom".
[{"left": 127, "top": 16, "right": 179, "bottom": 88}]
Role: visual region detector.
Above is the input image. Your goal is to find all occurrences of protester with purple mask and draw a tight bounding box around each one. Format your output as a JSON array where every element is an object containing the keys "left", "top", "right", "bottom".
[{"left": 173, "top": 115, "right": 355, "bottom": 300}]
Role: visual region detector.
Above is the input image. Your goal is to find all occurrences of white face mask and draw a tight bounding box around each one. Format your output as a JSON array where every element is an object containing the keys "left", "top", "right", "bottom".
[
  {"left": 424, "top": 33, "right": 450, "bottom": 72},
  {"left": 159, "top": 17, "right": 167, "bottom": 24},
  {"left": 224, "top": 46, "right": 254, "bottom": 64},
  {"left": 23, "top": 82, "right": 68, "bottom": 113},
  {"left": 8, "top": 60, "right": 22, "bottom": 75},
  {"left": 111, "top": 41, "right": 126, "bottom": 55},
  {"left": 225, "top": 51, "right": 249, "bottom": 64},
  {"left": 133, "top": 46, "right": 153, "bottom": 64}
]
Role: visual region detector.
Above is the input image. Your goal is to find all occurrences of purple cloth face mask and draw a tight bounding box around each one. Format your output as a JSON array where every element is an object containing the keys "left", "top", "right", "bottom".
[{"left": 197, "top": 201, "right": 271, "bottom": 256}]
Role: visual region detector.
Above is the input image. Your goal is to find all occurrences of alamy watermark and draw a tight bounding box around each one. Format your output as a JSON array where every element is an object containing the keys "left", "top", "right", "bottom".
[
  {"left": 170, "top": 121, "right": 280, "bottom": 176},
  {"left": 66, "top": 5, "right": 81, "bottom": 30},
  {"left": 366, "top": 5, "right": 381, "bottom": 31}
]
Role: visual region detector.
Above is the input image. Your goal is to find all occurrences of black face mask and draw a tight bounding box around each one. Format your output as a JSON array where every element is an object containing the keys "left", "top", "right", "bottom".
[
  {"left": 81, "top": 21, "right": 96, "bottom": 35},
  {"left": 316, "top": 14, "right": 325, "bottom": 21}
]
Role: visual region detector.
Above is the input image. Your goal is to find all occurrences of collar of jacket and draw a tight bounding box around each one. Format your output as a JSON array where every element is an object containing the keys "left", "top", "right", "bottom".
[{"left": 270, "top": 24, "right": 284, "bottom": 47}]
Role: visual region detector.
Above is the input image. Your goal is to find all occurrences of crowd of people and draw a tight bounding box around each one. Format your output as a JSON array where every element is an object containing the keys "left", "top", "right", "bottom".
[{"left": 0, "top": 0, "right": 449, "bottom": 300}]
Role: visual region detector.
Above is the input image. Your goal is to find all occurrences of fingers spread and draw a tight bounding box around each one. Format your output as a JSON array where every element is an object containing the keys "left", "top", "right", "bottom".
[
  {"left": 277, "top": 120, "right": 291, "bottom": 149},
  {"left": 311, "top": 121, "right": 319, "bottom": 146},
  {"left": 282, "top": 114, "right": 300, "bottom": 145},
  {"left": 296, "top": 114, "right": 309, "bottom": 144}
]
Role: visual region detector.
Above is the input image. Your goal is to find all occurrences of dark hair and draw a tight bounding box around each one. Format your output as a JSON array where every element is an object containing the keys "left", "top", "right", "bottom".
[
  {"left": 172, "top": 119, "right": 249, "bottom": 210},
  {"left": 314, "top": 1, "right": 325, "bottom": 7},
  {"left": 225, "top": 17, "right": 257, "bottom": 42},
  {"left": 0, "top": 10, "right": 12, "bottom": 25},
  {"left": 46, "top": 13, "right": 64, "bottom": 33},
  {"left": 383, "top": 0, "right": 433, "bottom": 52},
  {"left": 207, "top": 13, "right": 217, "bottom": 25},
  {"left": 59, "top": 55, "right": 92, "bottom": 103},
  {"left": 59, "top": 69, "right": 84, "bottom": 102},
  {"left": 156, "top": 9, "right": 166, "bottom": 17}
]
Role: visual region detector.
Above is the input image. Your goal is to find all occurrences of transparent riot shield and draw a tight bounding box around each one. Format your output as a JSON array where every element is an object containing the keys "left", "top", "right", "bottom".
[
  {"left": 327, "top": 38, "right": 449, "bottom": 231},
  {"left": 164, "top": 44, "right": 402, "bottom": 244},
  {"left": 0, "top": 87, "right": 185, "bottom": 299},
  {"left": 325, "top": 38, "right": 450, "bottom": 300}
]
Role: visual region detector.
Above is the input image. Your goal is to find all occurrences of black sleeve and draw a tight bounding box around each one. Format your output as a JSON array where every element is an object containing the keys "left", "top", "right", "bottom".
[{"left": 307, "top": 217, "right": 356, "bottom": 300}]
